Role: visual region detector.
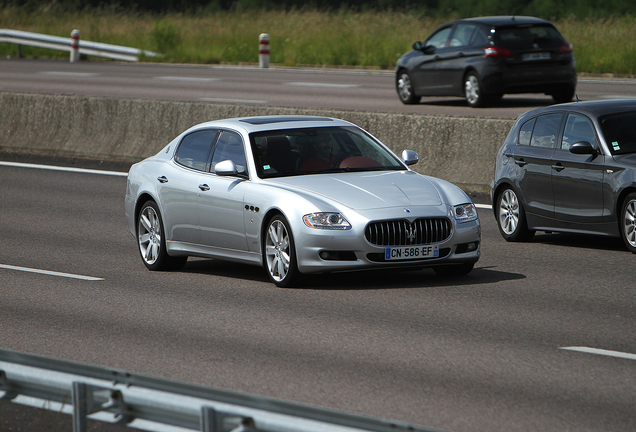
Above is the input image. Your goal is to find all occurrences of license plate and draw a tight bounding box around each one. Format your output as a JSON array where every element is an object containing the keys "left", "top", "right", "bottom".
[
  {"left": 522, "top": 52, "right": 551, "bottom": 61},
  {"left": 385, "top": 245, "right": 439, "bottom": 260}
]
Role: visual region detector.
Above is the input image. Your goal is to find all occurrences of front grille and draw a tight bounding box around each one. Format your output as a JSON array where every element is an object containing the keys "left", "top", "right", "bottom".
[{"left": 365, "top": 218, "right": 452, "bottom": 247}]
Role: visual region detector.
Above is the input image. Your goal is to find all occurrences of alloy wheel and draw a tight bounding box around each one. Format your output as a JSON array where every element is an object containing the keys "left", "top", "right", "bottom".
[
  {"left": 138, "top": 205, "right": 162, "bottom": 265},
  {"left": 265, "top": 219, "right": 291, "bottom": 282},
  {"left": 498, "top": 189, "right": 520, "bottom": 235}
]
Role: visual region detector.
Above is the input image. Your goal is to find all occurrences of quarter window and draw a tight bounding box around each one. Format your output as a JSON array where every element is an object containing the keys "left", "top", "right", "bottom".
[{"left": 174, "top": 129, "right": 218, "bottom": 171}]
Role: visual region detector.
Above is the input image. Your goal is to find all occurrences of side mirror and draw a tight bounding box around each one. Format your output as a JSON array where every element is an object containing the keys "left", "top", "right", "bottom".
[
  {"left": 214, "top": 159, "right": 238, "bottom": 176},
  {"left": 569, "top": 141, "right": 598, "bottom": 156},
  {"left": 402, "top": 150, "right": 419, "bottom": 166},
  {"left": 423, "top": 45, "right": 436, "bottom": 55}
]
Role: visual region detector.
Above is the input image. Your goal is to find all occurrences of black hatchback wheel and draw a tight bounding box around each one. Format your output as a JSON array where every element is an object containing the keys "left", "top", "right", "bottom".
[
  {"left": 496, "top": 188, "right": 535, "bottom": 242},
  {"left": 396, "top": 71, "right": 421, "bottom": 105},
  {"left": 464, "top": 72, "right": 487, "bottom": 108}
]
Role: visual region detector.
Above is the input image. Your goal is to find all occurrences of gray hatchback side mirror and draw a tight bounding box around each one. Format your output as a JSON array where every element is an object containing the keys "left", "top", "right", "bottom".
[{"left": 569, "top": 141, "right": 598, "bottom": 157}]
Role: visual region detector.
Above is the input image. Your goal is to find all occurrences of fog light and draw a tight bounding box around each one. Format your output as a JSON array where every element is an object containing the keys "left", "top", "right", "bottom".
[
  {"left": 466, "top": 242, "right": 477, "bottom": 252},
  {"left": 320, "top": 251, "right": 330, "bottom": 259}
]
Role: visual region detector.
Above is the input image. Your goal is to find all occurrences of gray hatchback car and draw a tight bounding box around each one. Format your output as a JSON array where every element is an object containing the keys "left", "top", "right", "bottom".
[
  {"left": 490, "top": 99, "right": 636, "bottom": 252},
  {"left": 396, "top": 16, "right": 577, "bottom": 107}
]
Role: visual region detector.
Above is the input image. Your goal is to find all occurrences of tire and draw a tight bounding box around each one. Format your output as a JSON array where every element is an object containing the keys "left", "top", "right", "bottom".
[
  {"left": 137, "top": 200, "right": 187, "bottom": 271},
  {"left": 464, "top": 72, "right": 487, "bottom": 108},
  {"left": 620, "top": 192, "right": 636, "bottom": 253},
  {"left": 496, "top": 187, "right": 535, "bottom": 242},
  {"left": 551, "top": 85, "right": 575, "bottom": 104},
  {"left": 264, "top": 215, "right": 302, "bottom": 287},
  {"left": 396, "top": 71, "right": 421, "bottom": 105},
  {"left": 433, "top": 262, "right": 474, "bottom": 277}
]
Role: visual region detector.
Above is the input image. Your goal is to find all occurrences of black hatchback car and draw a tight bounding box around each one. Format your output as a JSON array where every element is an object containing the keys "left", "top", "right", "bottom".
[
  {"left": 396, "top": 16, "right": 577, "bottom": 107},
  {"left": 490, "top": 99, "right": 636, "bottom": 252}
]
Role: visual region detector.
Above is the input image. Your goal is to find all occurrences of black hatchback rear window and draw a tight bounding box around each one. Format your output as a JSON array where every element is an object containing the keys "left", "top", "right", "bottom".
[{"left": 493, "top": 25, "right": 564, "bottom": 49}]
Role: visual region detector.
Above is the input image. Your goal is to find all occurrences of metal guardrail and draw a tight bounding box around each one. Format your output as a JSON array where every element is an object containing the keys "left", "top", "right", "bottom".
[
  {"left": 0, "top": 348, "right": 446, "bottom": 432},
  {"left": 0, "top": 29, "right": 158, "bottom": 62}
]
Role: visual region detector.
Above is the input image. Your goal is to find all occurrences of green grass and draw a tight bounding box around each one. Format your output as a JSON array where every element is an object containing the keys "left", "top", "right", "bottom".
[{"left": 1, "top": 6, "right": 635, "bottom": 75}]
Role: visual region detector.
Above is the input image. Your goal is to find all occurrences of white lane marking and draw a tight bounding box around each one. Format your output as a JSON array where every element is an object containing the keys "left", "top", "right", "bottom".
[
  {"left": 39, "top": 72, "right": 100, "bottom": 77},
  {"left": 199, "top": 97, "right": 266, "bottom": 104},
  {"left": 285, "top": 82, "right": 360, "bottom": 88},
  {"left": 0, "top": 161, "right": 128, "bottom": 177},
  {"left": 155, "top": 76, "right": 221, "bottom": 83},
  {"left": 475, "top": 203, "right": 491, "bottom": 209},
  {"left": 0, "top": 264, "right": 104, "bottom": 281},
  {"left": 560, "top": 346, "right": 636, "bottom": 361}
]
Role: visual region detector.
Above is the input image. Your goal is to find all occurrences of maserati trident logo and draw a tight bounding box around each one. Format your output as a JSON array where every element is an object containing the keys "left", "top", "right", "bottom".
[
  {"left": 407, "top": 224, "right": 417, "bottom": 244},
  {"left": 404, "top": 208, "right": 411, "bottom": 213}
]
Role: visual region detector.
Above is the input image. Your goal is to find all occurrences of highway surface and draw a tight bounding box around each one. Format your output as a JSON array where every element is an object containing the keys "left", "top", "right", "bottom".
[
  {"left": 0, "top": 158, "right": 634, "bottom": 432},
  {"left": 2, "top": 57, "right": 636, "bottom": 118}
]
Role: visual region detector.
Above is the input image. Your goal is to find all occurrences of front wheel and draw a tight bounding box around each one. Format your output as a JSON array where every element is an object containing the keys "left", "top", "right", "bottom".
[
  {"left": 396, "top": 71, "right": 421, "bottom": 104},
  {"left": 620, "top": 193, "right": 636, "bottom": 253},
  {"left": 137, "top": 201, "right": 187, "bottom": 271},
  {"left": 264, "top": 215, "right": 302, "bottom": 287},
  {"left": 496, "top": 188, "right": 535, "bottom": 242},
  {"left": 464, "top": 72, "right": 487, "bottom": 108}
]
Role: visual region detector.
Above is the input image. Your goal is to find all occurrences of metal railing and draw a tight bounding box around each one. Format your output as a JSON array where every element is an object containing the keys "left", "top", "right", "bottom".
[
  {"left": 0, "top": 29, "right": 158, "bottom": 62},
  {"left": 0, "top": 348, "right": 445, "bottom": 432}
]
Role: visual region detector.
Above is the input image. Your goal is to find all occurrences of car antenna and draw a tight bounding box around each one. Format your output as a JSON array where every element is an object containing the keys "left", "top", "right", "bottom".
[{"left": 575, "top": 94, "right": 581, "bottom": 102}]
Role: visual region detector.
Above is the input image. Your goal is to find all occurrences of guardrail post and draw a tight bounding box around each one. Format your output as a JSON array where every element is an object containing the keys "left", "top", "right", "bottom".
[
  {"left": 72, "top": 381, "right": 89, "bottom": 432},
  {"left": 70, "top": 29, "right": 80, "bottom": 63},
  {"left": 259, "top": 33, "right": 269, "bottom": 68}
]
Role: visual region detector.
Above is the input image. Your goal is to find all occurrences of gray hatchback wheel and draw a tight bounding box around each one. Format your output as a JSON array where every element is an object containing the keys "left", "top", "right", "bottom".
[
  {"left": 621, "top": 193, "right": 636, "bottom": 253},
  {"left": 264, "top": 215, "right": 301, "bottom": 287},
  {"left": 496, "top": 188, "right": 535, "bottom": 242}
]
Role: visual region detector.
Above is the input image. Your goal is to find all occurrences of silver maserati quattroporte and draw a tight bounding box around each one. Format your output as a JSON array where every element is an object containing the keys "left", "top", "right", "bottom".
[{"left": 124, "top": 116, "right": 480, "bottom": 287}]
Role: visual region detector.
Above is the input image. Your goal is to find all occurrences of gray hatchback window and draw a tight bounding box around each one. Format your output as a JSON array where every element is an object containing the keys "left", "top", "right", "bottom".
[
  {"left": 562, "top": 114, "right": 597, "bottom": 150},
  {"left": 530, "top": 113, "right": 563, "bottom": 148}
]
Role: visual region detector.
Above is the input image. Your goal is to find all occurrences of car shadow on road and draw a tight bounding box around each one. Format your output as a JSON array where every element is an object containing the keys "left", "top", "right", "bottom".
[
  {"left": 302, "top": 265, "right": 525, "bottom": 290},
  {"left": 531, "top": 232, "right": 627, "bottom": 252},
  {"left": 180, "top": 259, "right": 525, "bottom": 290},
  {"left": 421, "top": 96, "right": 553, "bottom": 109}
]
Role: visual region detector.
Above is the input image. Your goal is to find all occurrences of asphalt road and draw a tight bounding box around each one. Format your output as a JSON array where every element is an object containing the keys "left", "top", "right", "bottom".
[
  {"left": 2, "top": 57, "right": 636, "bottom": 118},
  {"left": 0, "top": 159, "right": 634, "bottom": 432}
]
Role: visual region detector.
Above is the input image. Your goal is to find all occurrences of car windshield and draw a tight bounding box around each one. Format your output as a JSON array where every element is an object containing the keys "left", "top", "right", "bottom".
[
  {"left": 492, "top": 24, "right": 564, "bottom": 49},
  {"left": 600, "top": 111, "right": 636, "bottom": 155},
  {"left": 250, "top": 126, "right": 405, "bottom": 178}
]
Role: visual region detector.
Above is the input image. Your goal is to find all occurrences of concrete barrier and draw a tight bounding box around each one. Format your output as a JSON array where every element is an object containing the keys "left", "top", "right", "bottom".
[{"left": 0, "top": 92, "right": 515, "bottom": 191}]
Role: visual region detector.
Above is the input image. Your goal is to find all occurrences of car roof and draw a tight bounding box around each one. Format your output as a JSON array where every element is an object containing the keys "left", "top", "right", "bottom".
[
  {"left": 519, "top": 99, "right": 636, "bottom": 120},
  {"left": 458, "top": 16, "right": 554, "bottom": 27},
  {"left": 186, "top": 115, "right": 354, "bottom": 134}
]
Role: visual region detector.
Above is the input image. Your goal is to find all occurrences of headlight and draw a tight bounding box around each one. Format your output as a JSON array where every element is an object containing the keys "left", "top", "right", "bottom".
[
  {"left": 454, "top": 203, "right": 478, "bottom": 223},
  {"left": 303, "top": 213, "right": 351, "bottom": 230}
]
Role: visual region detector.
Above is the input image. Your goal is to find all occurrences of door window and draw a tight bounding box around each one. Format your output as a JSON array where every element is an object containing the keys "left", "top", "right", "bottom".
[
  {"left": 211, "top": 131, "right": 247, "bottom": 175},
  {"left": 450, "top": 24, "right": 477, "bottom": 47},
  {"left": 426, "top": 27, "right": 452, "bottom": 49},
  {"left": 561, "top": 114, "right": 598, "bottom": 150},
  {"left": 530, "top": 113, "right": 563, "bottom": 148}
]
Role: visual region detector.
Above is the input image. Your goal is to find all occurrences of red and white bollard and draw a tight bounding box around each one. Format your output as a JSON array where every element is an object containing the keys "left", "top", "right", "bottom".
[
  {"left": 259, "top": 33, "right": 269, "bottom": 68},
  {"left": 70, "top": 29, "right": 80, "bottom": 63}
]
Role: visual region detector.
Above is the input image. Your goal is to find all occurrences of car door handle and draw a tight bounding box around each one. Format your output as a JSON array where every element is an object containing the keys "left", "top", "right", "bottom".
[
  {"left": 514, "top": 158, "right": 527, "bottom": 167},
  {"left": 157, "top": 176, "right": 168, "bottom": 183},
  {"left": 552, "top": 164, "right": 565, "bottom": 172},
  {"left": 198, "top": 184, "right": 210, "bottom": 191}
]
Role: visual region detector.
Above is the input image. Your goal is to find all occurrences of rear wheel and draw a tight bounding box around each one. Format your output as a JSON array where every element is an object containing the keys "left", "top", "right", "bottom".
[
  {"left": 137, "top": 201, "right": 187, "bottom": 271},
  {"left": 464, "top": 72, "right": 487, "bottom": 108},
  {"left": 264, "top": 215, "right": 302, "bottom": 287},
  {"left": 620, "top": 193, "right": 636, "bottom": 253},
  {"left": 396, "top": 71, "right": 421, "bottom": 104},
  {"left": 496, "top": 187, "right": 535, "bottom": 242}
]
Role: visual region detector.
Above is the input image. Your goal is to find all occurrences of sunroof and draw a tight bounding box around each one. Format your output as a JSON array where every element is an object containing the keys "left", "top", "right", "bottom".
[{"left": 240, "top": 116, "right": 333, "bottom": 125}]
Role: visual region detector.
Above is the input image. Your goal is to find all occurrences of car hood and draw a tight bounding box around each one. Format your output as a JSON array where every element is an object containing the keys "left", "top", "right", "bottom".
[{"left": 268, "top": 171, "right": 443, "bottom": 210}]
